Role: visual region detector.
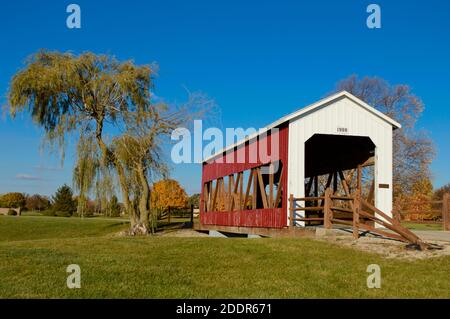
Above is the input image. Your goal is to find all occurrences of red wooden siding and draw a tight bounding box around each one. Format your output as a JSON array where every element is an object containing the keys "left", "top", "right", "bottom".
[{"left": 200, "top": 124, "right": 289, "bottom": 228}]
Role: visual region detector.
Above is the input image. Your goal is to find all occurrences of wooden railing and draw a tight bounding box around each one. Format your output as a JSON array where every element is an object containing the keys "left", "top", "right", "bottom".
[
  {"left": 395, "top": 193, "right": 450, "bottom": 230},
  {"left": 289, "top": 190, "right": 435, "bottom": 250}
]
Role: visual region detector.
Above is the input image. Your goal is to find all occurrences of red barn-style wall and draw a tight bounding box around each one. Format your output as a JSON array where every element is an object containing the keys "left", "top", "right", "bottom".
[{"left": 200, "top": 124, "right": 289, "bottom": 228}]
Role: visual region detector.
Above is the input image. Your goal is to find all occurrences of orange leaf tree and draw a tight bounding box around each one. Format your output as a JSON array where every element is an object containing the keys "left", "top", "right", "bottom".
[{"left": 151, "top": 179, "right": 188, "bottom": 212}]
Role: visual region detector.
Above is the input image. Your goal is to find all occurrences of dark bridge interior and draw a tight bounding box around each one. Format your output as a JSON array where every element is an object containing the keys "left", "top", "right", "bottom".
[{"left": 305, "top": 134, "right": 375, "bottom": 178}]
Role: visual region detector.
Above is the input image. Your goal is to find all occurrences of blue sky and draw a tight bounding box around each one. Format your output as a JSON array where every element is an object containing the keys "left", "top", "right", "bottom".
[{"left": 0, "top": 0, "right": 449, "bottom": 196}]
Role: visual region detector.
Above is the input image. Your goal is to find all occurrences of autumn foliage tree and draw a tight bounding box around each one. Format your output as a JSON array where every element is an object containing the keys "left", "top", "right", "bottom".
[
  {"left": 151, "top": 179, "right": 188, "bottom": 213},
  {"left": 0, "top": 193, "right": 26, "bottom": 209},
  {"left": 25, "top": 194, "right": 51, "bottom": 211},
  {"left": 334, "top": 75, "right": 435, "bottom": 204}
]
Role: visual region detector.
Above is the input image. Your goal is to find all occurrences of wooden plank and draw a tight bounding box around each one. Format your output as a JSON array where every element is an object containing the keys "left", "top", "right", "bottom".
[
  {"left": 252, "top": 169, "right": 257, "bottom": 209},
  {"left": 333, "top": 172, "right": 338, "bottom": 194},
  {"left": 361, "top": 156, "right": 375, "bottom": 167},
  {"left": 257, "top": 167, "right": 269, "bottom": 209},
  {"left": 324, "top": 188, "right": 332, "bottom": 229},
  {"left": 290, "top": 217, "right": 324, "bottom": 221},
  {"left": 239, "top": 173, "right": 243, "bottom": 210},
  {"left": 320, "top": 174, "right": 334, "bottom": 208},
  {"left": 305, "top": 177, "right": 314, "bottom": 197},
  {"left": 243, "top": 171, "right": 253, "bottom": 210},
  {"left": 274, "top": 166, "right": 284, "bottom": 208},
  {"left": 357, "top": 165, "right": 362, "bottom": 191},
  {"left": 269, "top": 163, "right": 274, "bottom": 208},
  {"left": 203, "top": 182, "right": 209, "bottom": 212},
  {"left": 230, "top": 173, "right": 240, "bottom": 211},
  {"left": 314, "top": 176, "right": 318, "bottom": 208},
  {"left": 331, "top": 206, "right": 353, "bottom": 213},
  {"left": 353, "top": 190, "right": 360, "bottom": 239},
  {"left": 357, "top": 222, "right": 406, "bottom": 242},
  {"left": 211, "top": 179, "right": 219, "bottom": 211},
  {"left": 227, "top": 175, "right": 233, "bottom": 211},
  {"left": 331, "top": 218, "right": 353, "bottom": 226},
  {"left": 293, "top": 207, "right": 323, "bottom": 211},
  {"left": 289, "top": 194, "right": 294, "bottom": 227},
  {"left": 294, "top": 196, "right": 325, "bottom": 201},
  {"left": 330, "top": 196, "right": 354, "bottom": 200},
  {"left": 367, "top": 180, "right": 375, "bottom": 204},
  {"left": 359, "top": 203, "right": 423, "bottom": 245}
]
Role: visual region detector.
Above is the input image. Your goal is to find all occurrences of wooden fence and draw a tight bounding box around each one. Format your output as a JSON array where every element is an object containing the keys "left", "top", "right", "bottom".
[
  {"left": 158, "top": 205, "right": 195, "bottom": 224},
  {"left": 395, "top": 193, "right": 450, "bottom": 230},
  {"left": 289, "top": 189, "right": 434, "bottom": 249}
]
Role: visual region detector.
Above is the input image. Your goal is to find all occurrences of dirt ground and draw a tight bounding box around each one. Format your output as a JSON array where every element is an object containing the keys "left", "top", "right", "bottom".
[
  {"left": 156, "top": 228, "right": 209, "bottom": 237},
  {"left": 137, "top": 227, "right": 450, "bottom": 260},
  {"left": 318, "top": 235, "right": 450, "bottom": 260}
]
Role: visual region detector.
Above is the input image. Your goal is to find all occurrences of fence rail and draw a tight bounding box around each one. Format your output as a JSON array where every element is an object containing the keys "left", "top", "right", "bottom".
[
  {"left": 289, "top": 191, "right": 449, "bottom": 249},
  {"left": 395, "top": 193, "right": 450, "bottom": 230}
]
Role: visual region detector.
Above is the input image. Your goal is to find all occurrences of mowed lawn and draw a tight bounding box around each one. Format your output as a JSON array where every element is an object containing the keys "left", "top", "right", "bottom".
[{"left": 0, "top": 216, "right": 449, "bottom": 298}]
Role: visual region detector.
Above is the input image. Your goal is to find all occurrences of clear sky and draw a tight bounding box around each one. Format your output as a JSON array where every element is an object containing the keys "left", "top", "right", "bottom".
[{"left": 0, "top": 0, "right": 449, "bottom": 196}]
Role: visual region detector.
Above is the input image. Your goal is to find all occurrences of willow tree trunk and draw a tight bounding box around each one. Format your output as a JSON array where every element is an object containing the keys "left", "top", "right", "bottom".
[
  {"left": 94, "top": 119, "right": 137, "bottom": 229},
  {"left": 135, "top": 163, "right": 152, "bottom": 234}
]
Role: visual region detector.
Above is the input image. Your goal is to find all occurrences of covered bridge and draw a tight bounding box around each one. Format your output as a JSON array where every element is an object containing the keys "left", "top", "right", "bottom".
[{"left": 199, "top": 91, "right": 402, "bottom": 234}]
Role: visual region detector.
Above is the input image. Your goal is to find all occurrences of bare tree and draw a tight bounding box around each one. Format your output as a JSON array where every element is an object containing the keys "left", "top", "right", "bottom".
[{"left": 334, "top": 75, "right": 435, "bottom": 201}]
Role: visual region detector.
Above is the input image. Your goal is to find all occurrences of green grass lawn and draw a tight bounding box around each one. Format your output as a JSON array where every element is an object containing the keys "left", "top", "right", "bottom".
[
  {"left": 402, "top": 222, "right": 443, "bottom": 231},
  {"left": 0, "top": 215, "right": 449, "bottom": 298}
]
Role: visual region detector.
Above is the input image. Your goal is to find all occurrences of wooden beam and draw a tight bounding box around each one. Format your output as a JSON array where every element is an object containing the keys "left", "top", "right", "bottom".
[
  {"left": 269, "top": 163, "right": 274, "bottom": 208},
  {"left": 361, "top": 156, "right": 375, "bottom": 167},
  {"left": 252, "top": 169, "right": 257, "bottom": 209},
  {"left": 211, "top": 179, "right": 219, "bottom": 211},
  {"left": 227, "top": 174, "right": 234, "bottom": 211},
  {"left": 230, "top": 173, "right": 239, "bottom": 211},
  {"left": 243, "top": 171, "right": 253, "bottom": 210},
  {"left": 338, "top": 170, "right": 354, "bottom": 211},
  {"left": 324, "top": 188, "right": 332, "bottom": 229},
  {"left": 367, "top": 180, "right": 375, "bottom": 204},
  {"left": 353, "top": 190, "right": 360, "bottom": 239},
  {"left": 274, "top": 166, "right": 284, "bottom": 208},
  {"left": 305, "top": 177, "right": 314, "bottom": 197},
  {"left": 333, "top": 172, "right": 338, "bottom": 194},
  {"left": 257, "top": 167, "right": 269, "bottom": 209},
  {"left": 203, "top": 182, "right": 209, "bottom": 212},
  {"left": 289, "top": 194, "right": 294, "bottom": 227},
  {"left": 239, "top": 172, "right": 243, "bottom": 210},
  {"left": 314, "top": 176, "right": 318, "bottom": 208},
  {"left": 357, "top": 165, "right": 362, "bottom": 192}
]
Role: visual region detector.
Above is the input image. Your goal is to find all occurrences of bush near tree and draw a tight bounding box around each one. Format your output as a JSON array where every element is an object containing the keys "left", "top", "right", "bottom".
[
  {"left": 188, "top": 194, "right": 200, "bottom": 209},
  {"left": 0, "top": 193, "right": 26, "bottom": 209},
  {"left": 25, "top": 194, "right": 51, "bottom": 211},
  {"left": 109, "top": 195, "right": 122, "bottom": 217},
  {"left": 7, "top": 209, "right": 17, "bottom": 216},
  {"left": 51, "top": 185, "right": 77, "bottom": 217}
]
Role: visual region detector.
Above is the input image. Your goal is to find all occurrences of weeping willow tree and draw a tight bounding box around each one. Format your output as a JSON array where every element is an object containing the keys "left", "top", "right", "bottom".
[
  {"left": 73, "top": 132, "right": 100, "bottom": 217},
  {"left": 113, "top": 108, "right": 181, "bottom": 234},
  {"left": 7, "top": 50, "right": 195, "bottom": 234}
]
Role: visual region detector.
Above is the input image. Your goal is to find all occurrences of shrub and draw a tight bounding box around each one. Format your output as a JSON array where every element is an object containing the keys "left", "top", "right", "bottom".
[
  {"left": 55, "top": 211, "right": 72, "bottom": 217},
  {"left": 42, "top": 210, "right": 56, "bottom": 216},
  {"left": 7, "top": 209, "right": 17, "bottom": 216}
]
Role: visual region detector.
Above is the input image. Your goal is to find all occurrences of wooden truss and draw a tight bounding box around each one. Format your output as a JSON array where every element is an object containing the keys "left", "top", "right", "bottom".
[{"left": 203, "top": 163, "right": 284, "bottom": 212}]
